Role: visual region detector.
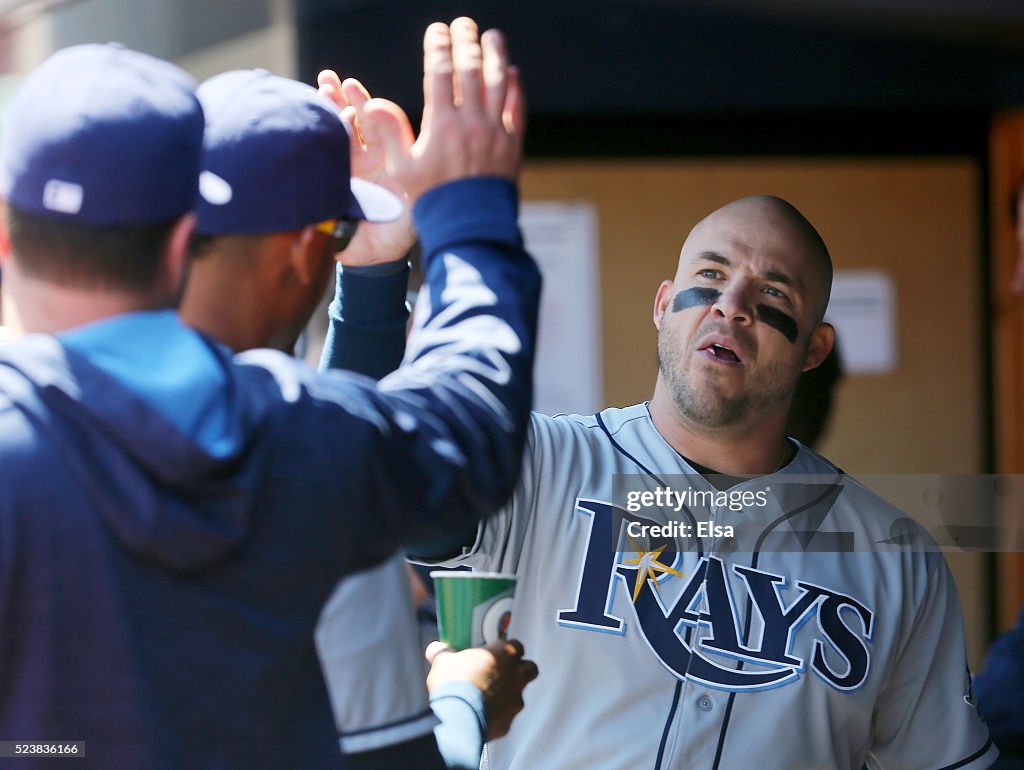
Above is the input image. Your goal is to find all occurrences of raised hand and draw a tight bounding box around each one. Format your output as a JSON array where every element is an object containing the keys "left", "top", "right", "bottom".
[
  {"left": 317, "top": 71, "right": 416, "bottom": 266},
  {"left": 370, "top": 17, "right": 526, "bottom": 202}
]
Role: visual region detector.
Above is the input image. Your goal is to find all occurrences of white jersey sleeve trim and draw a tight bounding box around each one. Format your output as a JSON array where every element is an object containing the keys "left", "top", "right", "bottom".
[
  {"left": 337, "top": 709, "right": 440, "bottom": 754},
  {"left": 316, "top": 554, "right": 436, "bottom": 753},
  {"left": 932, "top": 738, "right": 997, "bottom": 770}
]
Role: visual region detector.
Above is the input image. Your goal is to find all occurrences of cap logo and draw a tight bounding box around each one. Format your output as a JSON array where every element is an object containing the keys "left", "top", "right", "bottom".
[
  {"left": 42, "top": 179, "right": 83, "bottom": 214},
  {"left": 199, "top": 170, "right": 232, "bottom": 205}
]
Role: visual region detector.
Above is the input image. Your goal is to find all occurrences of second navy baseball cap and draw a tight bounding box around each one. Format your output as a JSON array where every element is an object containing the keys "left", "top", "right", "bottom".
[
  {"left": 194, "top": 69, "right": 403, "bottom": 235},
  {"left": 0, "top": 43, "right": 204, "bottom": 225}
]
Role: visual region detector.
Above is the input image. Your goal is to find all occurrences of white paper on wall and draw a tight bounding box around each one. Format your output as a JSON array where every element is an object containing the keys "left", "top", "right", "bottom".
[
  {"left": 519, "top": 202, "right": 603, "bottom": 415},
  {"left": 825, "top": 270, "right": 898, "bottom": 374}
]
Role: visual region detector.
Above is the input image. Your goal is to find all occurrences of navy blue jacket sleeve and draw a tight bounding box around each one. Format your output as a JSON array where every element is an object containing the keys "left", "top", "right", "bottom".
[
  {"left": 318, "top": 259, "right": 409, "bottom": 379},
  {"left": 319, "top": 244, "right": 479, "bottom": 562},
  {"left": 317, "top": 260, "right": 487, "bottom": 770},
  {"left": 238, "top": 171, "right": 539, "bottom": 577}
]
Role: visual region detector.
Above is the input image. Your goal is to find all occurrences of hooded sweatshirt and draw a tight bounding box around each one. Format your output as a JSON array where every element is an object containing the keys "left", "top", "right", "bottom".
[{"left": 0, "top": 177, "right": 539, "bottom": 769}]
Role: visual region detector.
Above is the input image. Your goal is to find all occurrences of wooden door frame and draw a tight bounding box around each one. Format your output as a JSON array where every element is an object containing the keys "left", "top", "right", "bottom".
[{"left": 989, "top": 111, "right": 1024, "bottom": 630}]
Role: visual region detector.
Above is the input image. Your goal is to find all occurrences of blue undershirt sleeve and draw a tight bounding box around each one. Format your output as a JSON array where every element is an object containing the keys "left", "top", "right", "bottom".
[{"left": 319, "top": 259, "right": 410, "bottom": 379}]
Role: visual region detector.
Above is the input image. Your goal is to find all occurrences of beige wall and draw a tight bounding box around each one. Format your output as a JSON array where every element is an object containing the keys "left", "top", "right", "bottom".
[{"left": 520, "top": 158, "right": 990, "bottom": 666}]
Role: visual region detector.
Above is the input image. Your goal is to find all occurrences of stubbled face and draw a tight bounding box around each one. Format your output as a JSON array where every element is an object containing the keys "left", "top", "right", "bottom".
[{"left": 655, "top": 197, "right": 828, "bottom": 429}]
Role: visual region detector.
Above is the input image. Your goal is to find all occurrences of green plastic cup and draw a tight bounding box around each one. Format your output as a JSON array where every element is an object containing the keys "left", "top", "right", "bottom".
[{"left": 430, "top": 571, "right": 517, "bottom": 651}]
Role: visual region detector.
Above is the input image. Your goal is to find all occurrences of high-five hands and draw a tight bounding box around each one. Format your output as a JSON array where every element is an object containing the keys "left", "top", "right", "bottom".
[
  {"left": 405, "top": 17, "right": 525, "bottom": 198},
  {"left": 317, "top": 72, "right": 416, "bottom": 266},
  {"left": 317, "top": 17, "right": 524, "bottom": 265}
]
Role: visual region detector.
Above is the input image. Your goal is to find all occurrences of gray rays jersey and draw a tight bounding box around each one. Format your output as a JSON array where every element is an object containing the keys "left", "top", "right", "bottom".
[{"left": 424, "top": 403, "right": 996, "bottom": 770}]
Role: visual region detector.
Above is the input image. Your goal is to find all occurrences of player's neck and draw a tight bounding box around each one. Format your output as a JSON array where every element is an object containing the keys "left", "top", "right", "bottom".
[
  {"left": 648, "top": 384, "right": 793, "bottom": 476},
  {"left": 179, "top": 257, "right": 278, "bottom": 353},
  {"left": 2, "top": 264, "right": 170, "bottom": 336},
  {"left": 180, "top": 238, "right": 302, "bottom": 354}
]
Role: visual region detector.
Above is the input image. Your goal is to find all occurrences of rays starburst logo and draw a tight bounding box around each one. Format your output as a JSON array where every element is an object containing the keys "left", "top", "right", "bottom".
[{"left": 623, "top": 534, "right": 685, "bottom": 603}]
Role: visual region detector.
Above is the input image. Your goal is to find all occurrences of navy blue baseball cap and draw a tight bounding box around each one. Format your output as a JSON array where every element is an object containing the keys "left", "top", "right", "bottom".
[
  {"left": 0, "top": 43, "right": 204, "bottom": 225},
  {"left": 194, "top": 69, "right": 403, "bottom": 235}
]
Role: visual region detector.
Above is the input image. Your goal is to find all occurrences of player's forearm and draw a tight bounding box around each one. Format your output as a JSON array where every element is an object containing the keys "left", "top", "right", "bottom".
[
  {"left": 342, "top": 682, "right": 486, "bottom": 770},
  {"left": 373, "top": 176, "right": 541, "bottom": 530},
  {"left": 315, "top": 240, "right": 484, "bottom": 561},
  {"left": 319, "top": 260, "right": 409, "bottom": 379},
  {"left": 428, "top": 680, "right": 488, "bottom": 769},
  {"left": 246, "top": 177, "right": 538, "bottom": 564}
]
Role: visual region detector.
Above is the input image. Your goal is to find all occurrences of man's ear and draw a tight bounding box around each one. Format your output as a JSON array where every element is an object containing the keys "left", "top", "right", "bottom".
[
  {"left": 289, "top": 226, "right": 323, "bottom": 285},
  {"left": 803, "top": 322, "right": 836, "bottom": 372},
  {"left": 0, "top": 200, "right": 11, "bottom": 268},
  {"left": 162, "top": 213, "right": 195, "bottom": 296},
  {"left": 653, "top": 280, "right": 674, "bottom": 330}
]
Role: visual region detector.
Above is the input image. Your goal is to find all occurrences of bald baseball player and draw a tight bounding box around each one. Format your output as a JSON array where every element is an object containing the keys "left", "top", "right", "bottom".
[
  {"left": 0, "top": 18, "right": 540, "bottom": 770},
  {"left": 323, "top": 192, "right": 997, "bottom": 768}
]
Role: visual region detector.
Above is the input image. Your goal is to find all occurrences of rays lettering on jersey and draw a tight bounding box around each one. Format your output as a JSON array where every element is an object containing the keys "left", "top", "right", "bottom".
[{"left": 557, "top": 499, "right": 874, "bottom": 692}]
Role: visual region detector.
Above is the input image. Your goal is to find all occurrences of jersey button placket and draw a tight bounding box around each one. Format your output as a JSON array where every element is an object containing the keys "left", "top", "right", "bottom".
[
  {"left": 707, "top": 504, "right": 719, "bottom": 556},
  {"left": 696, "top": 693, "right": 713, "bottom": 712}
]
